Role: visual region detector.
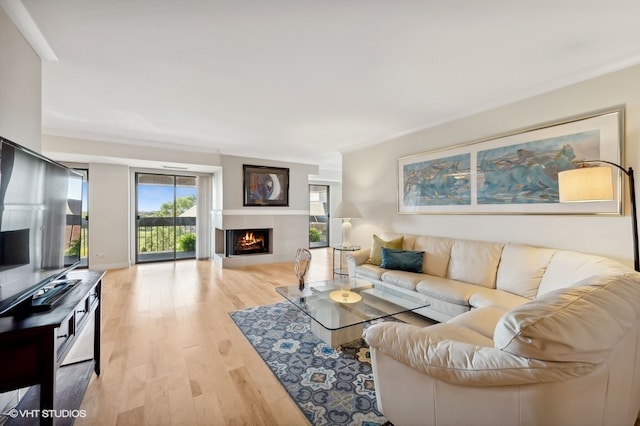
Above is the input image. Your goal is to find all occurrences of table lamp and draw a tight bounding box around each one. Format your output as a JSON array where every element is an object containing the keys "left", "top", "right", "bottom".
[{"left": 333, "top": 201, "right": 362, "bottom": 248}]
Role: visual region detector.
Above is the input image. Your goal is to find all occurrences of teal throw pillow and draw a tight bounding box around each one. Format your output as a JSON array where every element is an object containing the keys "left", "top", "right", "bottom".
[{"left": 380, "top": 248, "right": 424, "bottom": 273}]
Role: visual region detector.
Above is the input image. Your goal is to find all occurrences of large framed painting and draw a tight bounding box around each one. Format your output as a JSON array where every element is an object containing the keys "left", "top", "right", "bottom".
[
  {"left": 398, "top": 108, "right": 624, "bottom": 214},
  {"left": 243, "top": 164, "right": 290, "bottom": 206}
]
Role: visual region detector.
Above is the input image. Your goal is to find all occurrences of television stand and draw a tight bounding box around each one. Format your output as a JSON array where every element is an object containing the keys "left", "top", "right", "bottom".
[{"left": 0, "top": 270, "right": 104, "bottom": 425}]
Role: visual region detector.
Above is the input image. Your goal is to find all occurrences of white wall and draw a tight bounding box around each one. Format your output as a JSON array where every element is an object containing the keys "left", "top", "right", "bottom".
[
  {"left": 343, "top": 64, "right": 640, "bottom": 268},
  {"left": 88, "top": 163, "right": 131, "bottom": 269},
  {"left": 220, "top": 155, "right": 318, "bottom": 210},
  {"left": 0, "top": 8, "right": 41, "bottom": 150},
  {"left": 45, "top": 137, "right": 330, "bottom": 268},
  {"left": 213, "top": 155, "right": 319, "bottom": 265},
  {"left": 0, "top": 7, "right": 42, "bottom": 414},
  {"left": 43, "top": 134, "right": 224, "bottom": 267}
]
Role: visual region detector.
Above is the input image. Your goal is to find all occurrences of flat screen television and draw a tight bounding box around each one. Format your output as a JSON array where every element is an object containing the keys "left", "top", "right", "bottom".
[{"left": 0, "top": 136, "right": 83, "bottom": 316}]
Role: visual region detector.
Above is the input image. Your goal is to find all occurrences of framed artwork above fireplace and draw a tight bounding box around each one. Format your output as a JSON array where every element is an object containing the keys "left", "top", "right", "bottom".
[{"left": 243, "top": 164, "right": 290, "bottom": 206}]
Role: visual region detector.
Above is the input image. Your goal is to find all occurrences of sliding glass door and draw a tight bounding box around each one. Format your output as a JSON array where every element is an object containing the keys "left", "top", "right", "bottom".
[
  {"left": 135, "top": 173, "right": 198, "bottom": 263},
  {"left": 70, "top": 168, "right": 89, "bottom": 268},
  {"left": 309, "top": 185, "right": 329, "bottom": 248}
]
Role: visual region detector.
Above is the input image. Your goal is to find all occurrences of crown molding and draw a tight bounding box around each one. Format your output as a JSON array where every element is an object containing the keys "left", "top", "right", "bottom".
[{"left": 0, "top": 0, "right": 57, "bottom": 61}]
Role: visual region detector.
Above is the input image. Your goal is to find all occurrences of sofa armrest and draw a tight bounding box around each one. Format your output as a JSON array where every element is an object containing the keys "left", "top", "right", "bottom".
[
  {"left": 364, "top": 322, "right": 595, "bottom": 386},
  {"left": 346, "top": 248, "right": 370, "bottom": 277}
]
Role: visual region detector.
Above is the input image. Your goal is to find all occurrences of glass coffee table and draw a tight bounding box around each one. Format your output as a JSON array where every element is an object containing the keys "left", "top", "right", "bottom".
[{"left": 276, "top": 278, "right": 430, "bottom": 347}]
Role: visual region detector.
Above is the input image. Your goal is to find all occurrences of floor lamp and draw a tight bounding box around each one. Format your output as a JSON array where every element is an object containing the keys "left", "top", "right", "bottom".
[
  {"left": 333, "top": 201, "right": 362, "bottom": 248},
  {"left": 558, "top": 160, "right": 638, "bottom": 272}
]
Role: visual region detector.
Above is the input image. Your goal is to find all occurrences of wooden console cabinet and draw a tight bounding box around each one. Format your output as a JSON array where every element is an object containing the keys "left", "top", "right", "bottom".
[{"left": 0, "top": 270, "right": 104, "bottom": 425}]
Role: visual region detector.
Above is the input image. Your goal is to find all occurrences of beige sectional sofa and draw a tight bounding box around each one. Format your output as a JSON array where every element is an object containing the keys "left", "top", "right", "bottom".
[{"left": 347, "top": 233, "right": 640, "bottom": 425}]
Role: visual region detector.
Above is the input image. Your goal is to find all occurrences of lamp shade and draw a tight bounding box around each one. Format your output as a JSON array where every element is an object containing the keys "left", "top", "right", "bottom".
[
  {"left": 333, "top": 201, "right": 362, "bottom": 219},
  {"left": 558, "top": 166, "right": 614, "bottom": 202}
]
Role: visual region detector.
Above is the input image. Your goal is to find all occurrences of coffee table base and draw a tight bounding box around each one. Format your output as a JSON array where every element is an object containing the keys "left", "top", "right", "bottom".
[{"left": 311, "top": 321, "right": 364, "bottom": 347}]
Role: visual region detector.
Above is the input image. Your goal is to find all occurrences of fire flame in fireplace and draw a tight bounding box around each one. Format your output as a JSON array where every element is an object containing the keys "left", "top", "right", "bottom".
[
  {"left": 239, "top": 232, "right": 264, "bottom": 250},
  {"left": 242, "top": 232, "right": 259, "bottom": 244}
]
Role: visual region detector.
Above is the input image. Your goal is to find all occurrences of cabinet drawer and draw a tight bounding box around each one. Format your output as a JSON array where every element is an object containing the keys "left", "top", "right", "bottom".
[
  {"left": 55, "top": 315, "right": 75, "bottom": 356},
  {"left": 75, "top": 297, "right": 90, "bottom": 328},
  {"left": 88, "top": 286, "right": 100, "bottom": 309},
  {"left": 76, "top": 283, "right": 99, "bottom": 330}
]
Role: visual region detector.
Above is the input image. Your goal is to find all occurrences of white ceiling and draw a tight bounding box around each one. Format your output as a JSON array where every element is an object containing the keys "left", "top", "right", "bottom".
[{"left": 13, "top": 0, "right": 640, "bottom": 172}]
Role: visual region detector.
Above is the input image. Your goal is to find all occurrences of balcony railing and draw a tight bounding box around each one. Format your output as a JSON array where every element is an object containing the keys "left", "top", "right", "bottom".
[
  {"left": 68, "top": 217, "right": 197, "bottom": 265},
  {"left": 137, "top": 217, "right": 197, "bottom": 259}
]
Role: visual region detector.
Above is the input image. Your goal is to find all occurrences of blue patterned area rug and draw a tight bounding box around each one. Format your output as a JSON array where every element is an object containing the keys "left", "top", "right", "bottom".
[{"left": 229, "top": 302, "right": 395, "bottom": 426}]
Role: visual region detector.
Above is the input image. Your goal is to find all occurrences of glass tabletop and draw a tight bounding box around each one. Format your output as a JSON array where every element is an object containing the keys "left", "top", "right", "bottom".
[{"left": 276, "top": 278, "right": 430, "bottom": 331}]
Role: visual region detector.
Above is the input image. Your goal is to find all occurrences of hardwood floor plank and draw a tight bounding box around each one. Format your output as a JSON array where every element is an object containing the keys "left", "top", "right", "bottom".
[
  {"left": 115, "top": 406, "right": 145, "bottom": 426},
  {"left": 74, "top": 378, "right": 121, "bottom": 426},
  {"left": 192, "top": 391, "right": 226, "bottom": 426},
  {"left": 144, "top": 376, "right": 171, "bottom": 426},
  {"left": 269, "top": 396, "right": 311, "bottom": 426},
  {"left": 119, "top": 364, "right": 146, "bottom": 412},
  {"left": 228, "top": 366, "right": 279, "bottom": 426},
  {"left": 79, "top": 247, "right": 333, "bottom": 424},
  {"left": 168, "top": 385, "right": 198, "bottom": 426},
  {"left": 182, "top": 343, "right": 218, "bottom": 398}
]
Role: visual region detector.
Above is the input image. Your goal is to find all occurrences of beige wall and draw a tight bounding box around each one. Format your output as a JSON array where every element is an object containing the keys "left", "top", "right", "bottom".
[
  {"left": 88, "top": 163, "right": 131, "bottom": 269},
  {"left": 343, "top": 64, "right": 640, "bottom": 268},
  {"left": 0, "top": 8, "right": 41, "bottom": 150}
]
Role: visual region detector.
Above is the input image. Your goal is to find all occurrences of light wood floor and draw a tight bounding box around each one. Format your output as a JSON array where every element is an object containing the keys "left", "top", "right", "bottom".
[{"left": 77, "top": 248, "right": 336, "bottom": 426}]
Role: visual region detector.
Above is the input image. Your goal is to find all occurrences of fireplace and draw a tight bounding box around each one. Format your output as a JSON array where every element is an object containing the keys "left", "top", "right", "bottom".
[{"left": 226, "top": 228, "right": 272, "bottom": 256}]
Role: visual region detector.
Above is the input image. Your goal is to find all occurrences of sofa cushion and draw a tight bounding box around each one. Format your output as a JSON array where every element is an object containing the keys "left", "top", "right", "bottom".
[
  {"left": 354, "top": 264, "right": 386, "bottom": 281},
  {"left": 381, "top": 270, "right": 425, "bottom": 291},
  {"left": 413, "top": 236, "right": 453, "bottom": 278},
  {"left": 468, "top": 287, "right": 530, "bottom": 311},
  {"left": 421, "top": 298, "right": 471, "bottom": 319},
  {"left": 380, "top": 248, "right": 424, "bottom": 273},
  {"left": 496, "top": 243, "right": 556, "bottom": 298},
  {"left": 368, "top": 234, "right": 404, "bottom": 266},
  {"left": 537, "top": 250, "right": 629, "bottom": 296},
  {"left": 494, "top": 273, "right": 640, "bottom": 363},
  {"left": 448, "top": 239, "right": 504, "bottom": 288},
  {"left": 416, "top": 276, "right": 479, "bottom": 306}
]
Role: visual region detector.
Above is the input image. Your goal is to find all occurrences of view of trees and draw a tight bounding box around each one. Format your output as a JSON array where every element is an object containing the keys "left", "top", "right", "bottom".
[
  {"left": 146, "top": 195, "right": 196, "bottom": 218},
  {"left": 138, "top": 195, "right": 197, "bottom": 253}
]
